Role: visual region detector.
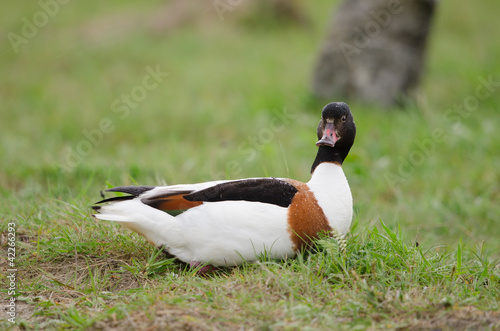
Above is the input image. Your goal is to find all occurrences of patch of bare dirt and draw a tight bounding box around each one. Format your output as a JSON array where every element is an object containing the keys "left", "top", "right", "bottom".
[
  {"left": 0, "top": 238, "right": 155, "bottom": 329},
  {"left": 401, "top": 306, "right": 500, "bottom": 330},
  {"left": 89, "top": 304, "right": 239, "bottom": 331}
]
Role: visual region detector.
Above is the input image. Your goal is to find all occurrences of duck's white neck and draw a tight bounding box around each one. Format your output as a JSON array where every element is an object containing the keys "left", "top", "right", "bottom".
[
  {"left": 308, "top": 162, "right": 343, "bottom": 186},
  {"left": 307, "top": 162, "right": 353, "bottom": 236}
]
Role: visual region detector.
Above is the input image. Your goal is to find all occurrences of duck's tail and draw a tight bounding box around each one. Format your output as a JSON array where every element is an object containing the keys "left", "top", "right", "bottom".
[{"left": 92, "top": 186, "right": 177, "bottom": 246}]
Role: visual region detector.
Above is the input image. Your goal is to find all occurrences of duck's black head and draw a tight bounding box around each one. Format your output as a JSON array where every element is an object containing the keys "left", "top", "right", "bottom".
[{"left": 311, "top": 102, "right": 356, "bottom": 172}]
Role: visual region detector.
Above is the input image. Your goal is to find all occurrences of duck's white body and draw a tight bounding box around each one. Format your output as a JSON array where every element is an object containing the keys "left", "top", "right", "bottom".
[
  {"left": 93, "top": 102, "right": 356, "bottom": 267},
  {"left": 94, "top": 163, "right": 352, "bottom": 266}
]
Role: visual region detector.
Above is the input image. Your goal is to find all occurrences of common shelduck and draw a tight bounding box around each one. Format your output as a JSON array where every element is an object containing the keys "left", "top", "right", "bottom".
[{"left": 92, "top": 102, "right": 356, "bottom": 267}]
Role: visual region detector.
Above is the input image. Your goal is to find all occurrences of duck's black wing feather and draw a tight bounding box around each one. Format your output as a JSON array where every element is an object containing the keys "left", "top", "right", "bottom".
[{"left": 184, "top": 178, "right": 298, "bottom": 208}]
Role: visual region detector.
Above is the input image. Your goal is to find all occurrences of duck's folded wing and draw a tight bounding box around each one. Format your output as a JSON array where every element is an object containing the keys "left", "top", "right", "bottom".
[{"left": 184, "top": 178, "right": 298, "bottom": 208}]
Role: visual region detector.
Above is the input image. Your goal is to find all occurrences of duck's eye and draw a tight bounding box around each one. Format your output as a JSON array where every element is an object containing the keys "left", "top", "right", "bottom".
[{"left": 341, "top": 115, "right": 347, "bottom": 122}]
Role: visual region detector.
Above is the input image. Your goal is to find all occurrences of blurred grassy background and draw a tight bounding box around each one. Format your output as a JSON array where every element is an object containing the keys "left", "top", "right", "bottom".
[
  {"left": 1, "top": 1, "right": 500, "bottom": 329},
  {"left": 1, "top": 0, "right": 499, "bottom": 253}
]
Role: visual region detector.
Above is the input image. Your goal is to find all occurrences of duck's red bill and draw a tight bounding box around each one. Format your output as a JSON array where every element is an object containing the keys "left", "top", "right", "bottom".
[{"left": 316, "top": 122, "right": 338, "bottom": 147}]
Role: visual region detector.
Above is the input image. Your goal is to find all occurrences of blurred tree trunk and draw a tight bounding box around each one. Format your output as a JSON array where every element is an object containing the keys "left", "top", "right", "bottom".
[{"left": 311, "top": 0, "right": 436, "bottom": 107}]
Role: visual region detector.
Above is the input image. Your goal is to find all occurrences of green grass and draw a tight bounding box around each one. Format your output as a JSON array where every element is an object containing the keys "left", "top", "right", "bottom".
[{"left": 1, "top": 0, "right": 500, "bottom": 329}]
